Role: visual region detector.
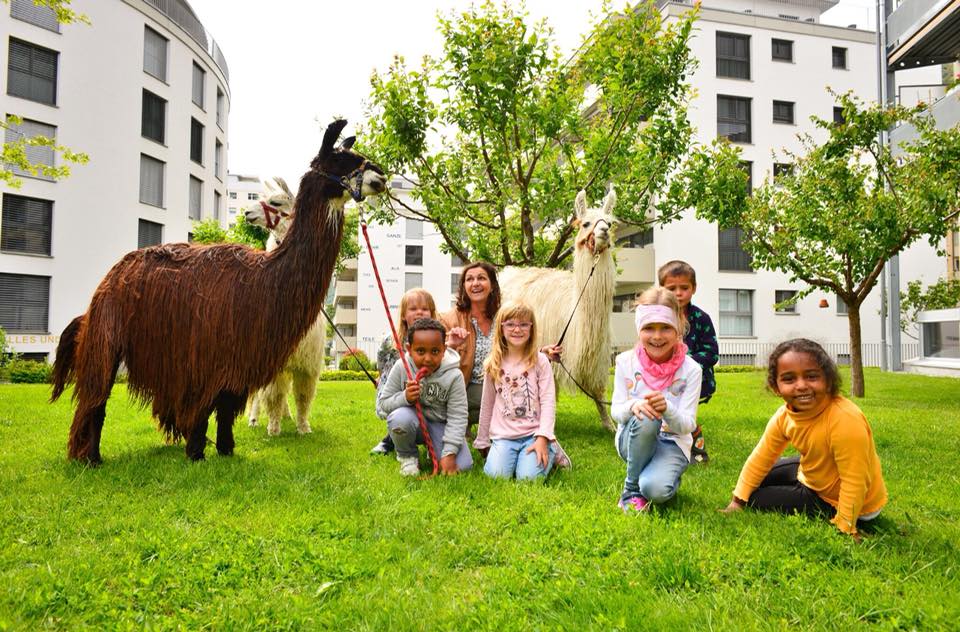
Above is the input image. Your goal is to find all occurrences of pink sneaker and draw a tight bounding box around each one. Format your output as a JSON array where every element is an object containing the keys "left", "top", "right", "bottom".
[
  {"left": 553, "top": 440, "right": 572, "bottom": 470},
  {"left": 618, "top": 496, "right": 649, "bottom": 514}
]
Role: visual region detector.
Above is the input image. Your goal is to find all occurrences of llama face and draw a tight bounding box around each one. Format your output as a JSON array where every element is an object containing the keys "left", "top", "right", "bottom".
[
  {"left": 244, "top": 185, "right": 295, "bottom": 241},
  {"left": 573, "top": 188, "right": 617, "bottom": 255},
  {"left": 313, "top": 120, "right": 387, "bottom": 203}
]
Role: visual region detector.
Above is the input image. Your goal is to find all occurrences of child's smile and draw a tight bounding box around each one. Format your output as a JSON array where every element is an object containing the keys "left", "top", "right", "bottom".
[
  {"left": 775, "top": 351, "right": 830, "bottom": 412},
  {"left": 639, "top": 322, "right": 678, "bottom": 362}
]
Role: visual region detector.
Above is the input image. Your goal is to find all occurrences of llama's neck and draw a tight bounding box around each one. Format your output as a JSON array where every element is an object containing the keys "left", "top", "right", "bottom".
[{"left": 569, "top": 246, "right": 615, "bottom": 341}]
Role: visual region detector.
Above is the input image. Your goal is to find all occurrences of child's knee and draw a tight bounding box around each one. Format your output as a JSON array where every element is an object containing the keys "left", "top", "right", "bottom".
[
  {"left": 639, "top": 477, "right": 679, "bottom": 504},
  {"left": 387, "top": 408, "right": 418, "bottom": 435}
]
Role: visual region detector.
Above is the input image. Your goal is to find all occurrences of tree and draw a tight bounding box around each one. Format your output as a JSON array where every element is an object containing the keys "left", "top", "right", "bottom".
[
  {"left": 681, "top": 92, "right": 960, "bottom": 397},
  {"left": 190, "top": 216, "right": 268, "bottom": 249},
  {"left": 361, "top": 0, "right": 701, "bottom": 267},
  {"left": 1, "top": 1, "right": 89, "bottom": 188},
  {"left": 899, "top": 277, "right": 960, "bottom": 339}
]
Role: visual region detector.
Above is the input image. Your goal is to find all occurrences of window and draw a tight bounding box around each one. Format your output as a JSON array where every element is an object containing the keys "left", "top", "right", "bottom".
[
  {"left": 139, "top": 154, "right": 164, "bottom": 207},
  {"left": 923, "top": 320, "right": 960, "bottom": 359},
  {"left": 405, "top": 245, "right": 423, "bottom": 266},
  {"left": 214, "top": 190, "right": 221, "bottom": 221},
  {"left": 832, "top": 47, "right": 847, "bottom": 69},
  {"left": 10, "top": 0, "right": 59, "bottom": 32},
  {"left": 613, "top": 293, "right": 636, "bottom": 313},
  {"left": 774, "top": 163, "right": 794, "bottom": 182},
  {"left": 1, "top": 194, "right": 52, "bottom": 255},
  {"left": 717, "top": 95, "right": 751, "bottom": 143},
  {"left": 192, "top": 62, "right": 205, "bottom": 108},
  {"left": 4, "top": 117, "right": 55, "bottom": 180},
  {"left": 405, "top": 272, "right": 423, "bottom": 290},
  {"left": 772, "top": 100, "right": 794, "bottom": 124},
  {"left": 247, "top": 193, "right": 258, "bottom": 201},
  {"left": 772, "top": 38, "right": 793, "bottom": 62},
  {"left": 141, "top": 89, "right": 166, "bottom": 144},
  {"left": 340, "top": 325, "right": 356, "bottom": 338},
  {"left": 616, "top": 228, "right": 654, "bottom": 248},
  {"left": 836, "top": 295, "right": 848, "bottom": 315},
  {"left": 775, "top": 289, "right": 798, "bottom": 313},
  {"left": 189, "top": 176, "right": 203, "bottom": 220},
  {"left": 216, "top": 88, "right": 225, "bottom": 129},
  {"left": 7, "top": 38, "right": 58, "bottom": 105},
  {"left": 451, "top": 273, "right": 460, "bottom": 294},
  {"left": 716, "top": 32, "right": 750, "bottom": 80},
  {"left": 138, "top": 219, "right": 162, "bottom": 248},
  {"left": 833, "top": 106, "right": 845, "bottom": 125},
  {"left": 190, "top": 118, "right": 204, "bottom": 164},
  {"left": 740, "top": 161, "right": 753, "bottom": 194},
  {"left": 0, "top": 272, "right": 49, "bottom": 332},
  {"left": 406, "top": 218, "right": 423, "bottom": 240},
  {"left": 719, "top": 289, "right": 753, "bottom": 336},
  {"left": 214, "top": 140, "right": 222, "bottom": 179},
  {"left": 338, "top": 298, "right": 356, "bottom": 310},
  {"left": 144, "top": 27, "right": 168, "bottom": 81},
  {"left": 718, "top": 226, "right": 752, "bottom": 271},
  {"left": 229, "top": 191, "right": 237, "bottom": 199}
]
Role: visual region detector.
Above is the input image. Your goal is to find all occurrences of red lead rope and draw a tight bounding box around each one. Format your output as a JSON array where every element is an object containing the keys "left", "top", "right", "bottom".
[{"left": 361, "top": 221, "right": 440, "bottom": 476}]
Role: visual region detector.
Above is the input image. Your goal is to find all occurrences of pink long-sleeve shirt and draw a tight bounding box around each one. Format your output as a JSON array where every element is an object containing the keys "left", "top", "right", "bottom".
[{"left": 474, "top": 353, "right": 556, "bottom": 450}]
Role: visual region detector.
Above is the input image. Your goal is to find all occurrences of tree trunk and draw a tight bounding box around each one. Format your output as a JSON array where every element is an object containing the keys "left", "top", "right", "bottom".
[{"left": 847, "top": 302, "right": 865, "bottom": 398}]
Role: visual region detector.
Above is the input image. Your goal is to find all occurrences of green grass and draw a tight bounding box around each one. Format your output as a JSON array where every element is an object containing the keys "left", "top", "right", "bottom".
[{"left": 0, "top": 368, "right": 958, "bottom": 630}]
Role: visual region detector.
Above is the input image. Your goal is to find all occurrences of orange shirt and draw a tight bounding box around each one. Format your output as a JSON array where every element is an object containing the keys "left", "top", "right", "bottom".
[{"left": 733, "top": 396, "right": 887, "bottom": 535}]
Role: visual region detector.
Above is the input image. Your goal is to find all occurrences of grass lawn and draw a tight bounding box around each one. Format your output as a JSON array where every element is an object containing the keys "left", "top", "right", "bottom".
[{"left": 0, "top": 368, "right": 958, "bottom": 630}]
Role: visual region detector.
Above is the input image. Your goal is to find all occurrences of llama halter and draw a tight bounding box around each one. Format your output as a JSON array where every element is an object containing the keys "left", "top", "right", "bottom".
[
  {"left": 259, "top": 200, "right": 289, "bottom": 230},
  {"left": 320, "top": 159, "right": 372, "bottom": 202}
]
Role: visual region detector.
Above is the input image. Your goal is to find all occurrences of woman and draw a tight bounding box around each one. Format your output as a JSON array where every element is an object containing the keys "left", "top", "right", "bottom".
[{"left": 441, "top": 261, "right": 501, "bottom": 430}]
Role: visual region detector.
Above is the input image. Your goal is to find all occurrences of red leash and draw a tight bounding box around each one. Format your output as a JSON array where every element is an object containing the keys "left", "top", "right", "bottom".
[{"left": 361, "top": 221, "right": 440, "bottom": 476}]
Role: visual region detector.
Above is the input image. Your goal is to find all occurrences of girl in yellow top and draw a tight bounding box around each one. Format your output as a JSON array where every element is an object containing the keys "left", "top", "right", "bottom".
[{"left": 722, "top": 339, "right": 887, "bottom": 540}]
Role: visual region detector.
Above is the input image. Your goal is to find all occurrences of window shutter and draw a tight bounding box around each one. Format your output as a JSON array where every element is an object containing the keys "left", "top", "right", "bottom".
[
  {"left": 4, "top": 118, "right": 56, "bottom": 179},
  {"left": 192, "top": 63, "right": 205, "bottom": 108},
  {"left": 144, "top": 27, "right": 167, "bottom": 81},
  {"left": 10, "top": 0, "right": 60, "bottom": 32},
  {"left": 1, "top": 194, "right": 53, "bottom": 255},
  {"left": 189, "top": 177, "right": 203, "bottom": 219},
  {"left": 0, "top": 273, "right": 50, "bottom": 332},
  {"left": 139, "top": 154, "right": 164, "bottom": 207},
  {"left": 138, "top": 219, "right": 163, "bottom": 248},
  {"left": 141, "top": 90, "right": 166, "bottom": 143},
  {"left": 7, "top": 39, "right": 58, "bottom": 105}
]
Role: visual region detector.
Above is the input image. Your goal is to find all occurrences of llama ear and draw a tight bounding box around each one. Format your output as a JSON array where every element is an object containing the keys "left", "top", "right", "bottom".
[
  {"left": 340, "top": 136, "right": 356, "bottom": 150},
  {"left": 319, "top": 119, "right": 348, "bottom": 161},
  {"left": 275, "top": 177, "right": 292, "bottom": 196},
  {"left": 574, "top": 189, "right": 588, "bottom": 219},
  {"left": 264, "top": 179, "right": 276, "bottom": 193},
  {"left": 601, "top": 186, "right": 617, "bottom": 215}
]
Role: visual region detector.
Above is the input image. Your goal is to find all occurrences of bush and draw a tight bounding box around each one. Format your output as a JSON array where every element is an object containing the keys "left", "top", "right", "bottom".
[
  {"left": 319, "top": 370, "right": 379, "bottom": 382},
  {"left": 340, "top": 350, "right": 373, "bottom": 371},
  {"left": 715, "top": 365, "right": 762, "bottom": 373},
  {"left": 7, "top": 359, "right": 53, "bottom": 384}
]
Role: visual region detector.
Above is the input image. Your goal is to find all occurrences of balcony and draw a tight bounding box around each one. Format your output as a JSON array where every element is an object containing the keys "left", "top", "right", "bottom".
[
  {"left": 890, "top": 84, "right": 960, "bottom": 147},
  {"left": 610, "top": 312, "right": 639, "bottom": 352},
  {"left": 334, "top": 280, "right": 358, "bottom": 298},
  {"left": 334, "top": 308, "right": 357, "bottom": 324},
  {"left": 886, "top": 0, "right": 960, "bottom": 68},
  {"left": 615, "top": 246, "right": 656, "bottom": 285}
]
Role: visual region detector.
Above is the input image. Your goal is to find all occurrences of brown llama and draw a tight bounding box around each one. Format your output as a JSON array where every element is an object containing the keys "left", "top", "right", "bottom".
[{"left": 50, "top": 119, "right": 386, "bottom": 463}]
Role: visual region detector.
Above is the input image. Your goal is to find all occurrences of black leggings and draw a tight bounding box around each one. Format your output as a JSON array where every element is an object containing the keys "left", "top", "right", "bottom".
[{"left": 747, "top": 456, "right": 835, "bottom": 517}]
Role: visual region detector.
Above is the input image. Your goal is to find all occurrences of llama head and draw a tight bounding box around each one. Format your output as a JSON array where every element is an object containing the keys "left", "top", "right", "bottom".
[
  {"left": 573, "top": 188, "right": 617, "bottom": 256},
  {"left": 310, "top": 119, "right": 386, "bottom": 203},
  {"left": 244, "top": 177, "right": 295, "bottom": 241}
]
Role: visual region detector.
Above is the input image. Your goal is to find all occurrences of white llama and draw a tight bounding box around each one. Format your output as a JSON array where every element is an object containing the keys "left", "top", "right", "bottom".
[
  {"left": 499, "top": 188, "right": 618, "bottom": 431},
  {"left": 244, "top": 178, "right": 328, "bottom": 436}
]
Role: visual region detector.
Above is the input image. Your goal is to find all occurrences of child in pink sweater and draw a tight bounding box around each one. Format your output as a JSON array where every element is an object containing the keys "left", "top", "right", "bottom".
[{"left": 474, "top": 302, "right": 558, "bottom": 480}]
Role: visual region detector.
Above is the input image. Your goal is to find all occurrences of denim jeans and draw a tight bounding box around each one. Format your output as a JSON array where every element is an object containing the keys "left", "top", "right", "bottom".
[
  {"left": 616, "top": 415, "right": 689, "bottom": 504},
  {"left": 483, "top": 435, "right": 556, "bottom": 480},
  {"left": 387, "top": 406, "right": 473, "bottom": 471}
]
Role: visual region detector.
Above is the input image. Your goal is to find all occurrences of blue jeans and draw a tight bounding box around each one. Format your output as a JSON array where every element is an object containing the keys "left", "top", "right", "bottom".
[
  {"left": 387, "top": 406, "right": 473, "bottom": 471},
  {"left": 484, "top": 435, "right": 556, "bottom": 480},
  {"left": 616, "top": 415, "right": 689, "bottom": 504}
]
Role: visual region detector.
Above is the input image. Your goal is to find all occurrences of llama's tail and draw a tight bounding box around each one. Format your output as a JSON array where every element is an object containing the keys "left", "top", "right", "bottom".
[{"left": 50, "top": 315, "right": 84, "bottom": 402}]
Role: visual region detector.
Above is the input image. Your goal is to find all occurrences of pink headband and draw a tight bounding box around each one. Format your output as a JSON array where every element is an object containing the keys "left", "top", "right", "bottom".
[{"left": 635, "top": 304, "right": 679, "bottom": 333}]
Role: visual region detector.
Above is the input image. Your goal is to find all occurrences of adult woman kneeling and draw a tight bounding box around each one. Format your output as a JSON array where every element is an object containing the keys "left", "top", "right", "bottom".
[{"left": 441, "top": 262, "right": 501, "bottom": 430}]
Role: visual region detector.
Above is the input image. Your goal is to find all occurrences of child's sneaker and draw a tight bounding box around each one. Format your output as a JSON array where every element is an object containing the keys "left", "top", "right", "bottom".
[
  {"left": 690, "top": 425, "right": 709, "bottom": 464},
  {"left": 618, "top": 496, "right": 649, "bottom": 514},
  {"left": 553, "top": 441, "right": 572, "bottom": 470},
  {"left": 398, "top": 455, "right": 419, "bottom": 477},
  {"left": 370, "top": 434, "right": 394, "bottom": 455}
]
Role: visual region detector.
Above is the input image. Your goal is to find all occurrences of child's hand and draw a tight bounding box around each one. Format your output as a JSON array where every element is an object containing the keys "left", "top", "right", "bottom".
[
  {"left": 644, "top": 391, "right": 667, "bottom": 415},
  {"left": 405, "top": 381, "right": 421, "bottom": 404},
  {"left": 439, "top": 454, "right": 458, "bottom": 475},
  {"left": 540, "top": 344, "right": 562, "bottom": 362},
  {"left": 526, "top": 436, "right": 550, "bottom": 468},
  {"left": 720, "top": 497, "right": 746, "bottom": 514},
  {"left": 631, "top": 394, "right": 663, "bottom": 421},
  {"left": 446, "top": 327, "right": 469, "bottom": 349}
]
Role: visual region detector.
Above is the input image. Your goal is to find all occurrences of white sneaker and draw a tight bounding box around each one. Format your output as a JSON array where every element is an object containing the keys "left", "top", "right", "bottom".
[{"left": 398, "top": 456, "right": 419, "bottom": 477}]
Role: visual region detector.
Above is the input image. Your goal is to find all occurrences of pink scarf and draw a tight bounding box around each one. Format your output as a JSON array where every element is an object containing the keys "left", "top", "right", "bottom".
[{"left": 636, "top": 341, "right": 688, "bottom": 391}]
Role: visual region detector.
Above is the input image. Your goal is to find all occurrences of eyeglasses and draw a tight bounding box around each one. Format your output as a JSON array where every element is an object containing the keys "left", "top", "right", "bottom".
[{"left": 502, "top": 321, "right": 532, "bottom": 331}]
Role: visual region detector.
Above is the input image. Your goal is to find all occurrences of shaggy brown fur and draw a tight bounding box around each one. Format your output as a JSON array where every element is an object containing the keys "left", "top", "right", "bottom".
[{"left": 51, "top": 120, "right": 385, "bottom": 463}]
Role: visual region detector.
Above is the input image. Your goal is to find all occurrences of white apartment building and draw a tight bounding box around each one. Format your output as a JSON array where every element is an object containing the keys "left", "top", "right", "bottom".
[
  {"left": 225, "top": 173, "right": 263, "bottom": 226},
  {"left": 604, "top": 0, "right": 945, "bottom": 366},
  {"left": 1, "top": 0, "right": 230, "bottom": 360},
  {"left": 332, "top": 177, "right": 463, "bottom": 363}
]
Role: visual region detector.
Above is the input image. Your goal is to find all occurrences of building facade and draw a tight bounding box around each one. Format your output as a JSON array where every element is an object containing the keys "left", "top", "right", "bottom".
[
  {"left": 225, "top": 173, "right": 263, "bottom": 225},
  {"left": 1, "top": 0, "right": 230, "bottom": 360}
]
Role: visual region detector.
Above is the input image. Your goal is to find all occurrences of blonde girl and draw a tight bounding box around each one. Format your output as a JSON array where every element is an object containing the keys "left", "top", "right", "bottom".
[
  {"left": 474, "top": 302, "right": 558, "bottom": 480},
  {"left": 370, "top": 288, "right": 437, "bottom": 454},
  {"left": 611, "top": 287, "right": 702, "bottom": 512}
]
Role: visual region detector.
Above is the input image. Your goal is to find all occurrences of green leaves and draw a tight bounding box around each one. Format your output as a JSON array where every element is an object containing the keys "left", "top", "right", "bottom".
[{"left": 363, "top": 0, "right": 701, "bottom": 267}]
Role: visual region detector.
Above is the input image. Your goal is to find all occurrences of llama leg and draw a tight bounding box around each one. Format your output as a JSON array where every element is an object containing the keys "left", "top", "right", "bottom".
[
  {"left": 263, "top": 373, "right": 291, "bottom": 436},
  {"left": 215, "top": 391, "right": 244, "bottom": 456},
  {"left": 248, "top": 391, "right": 261, "bottom": 427},
  {"left": 291, "top": 371, "right": 316, "bottom": 435},
  {"left": 185, "top": 409, "right": 212, "bottom": 461},
  {"left": 68, "top": 402, "right": 107, "bottom": 465},
  {"left": 596, "top": 397, "right": 615, "bottom": 433}
]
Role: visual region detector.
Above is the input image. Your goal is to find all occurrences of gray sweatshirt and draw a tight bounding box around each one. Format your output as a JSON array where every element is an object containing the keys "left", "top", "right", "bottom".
[{"left": 376, "top": 348, "right": 468, "bottom": 457}]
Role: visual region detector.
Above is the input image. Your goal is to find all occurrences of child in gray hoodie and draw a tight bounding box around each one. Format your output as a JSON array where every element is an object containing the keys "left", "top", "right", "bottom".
[{"left": 377, "top": 318, "right": 473, "bottom": 476}]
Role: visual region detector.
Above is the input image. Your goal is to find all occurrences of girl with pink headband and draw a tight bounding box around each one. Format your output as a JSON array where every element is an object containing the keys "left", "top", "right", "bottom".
[{"left": 610, "top": 287, "right": 703, "bottom": 513}]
